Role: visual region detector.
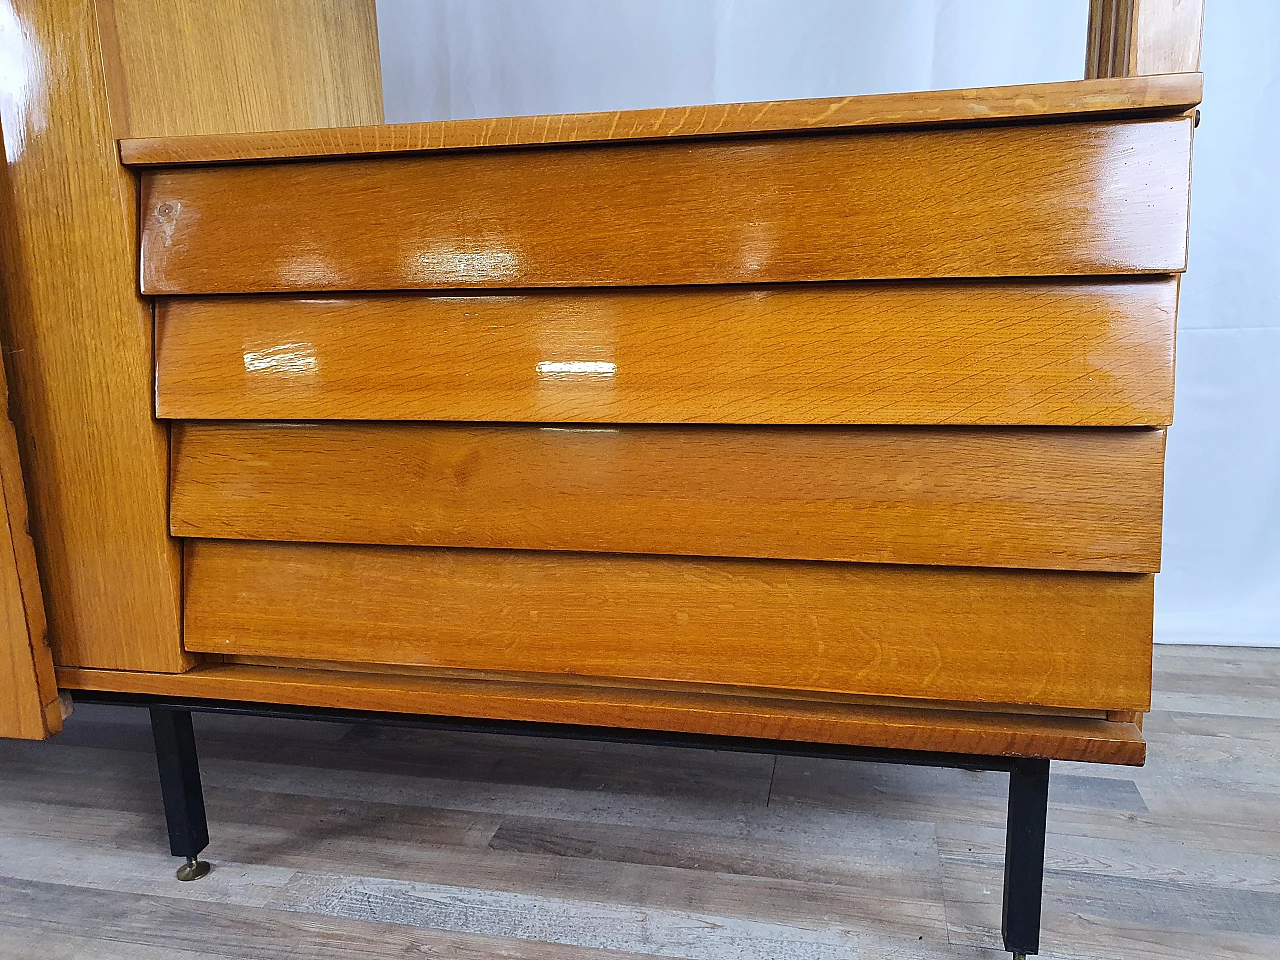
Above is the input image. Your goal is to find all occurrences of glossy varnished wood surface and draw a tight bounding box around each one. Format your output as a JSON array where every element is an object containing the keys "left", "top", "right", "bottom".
[
  {"left": 0, "top": 0, "right": 387, "bottom": 675},
  {"left": 155, "top": 280, "right": 1177, "bottom": 426},
  {"left": 0, "top": 0, "right": 185, "bottom": 671},
  {"left": 182, "top": 540, "right": 1154, "bottom": 711},
  {"left": 118, "top": 73, "right": 1202, "bottom": 165},
  {"left": 0, "top": 325, "right": 59, "bottom": 739},
  {"left": 138, "top": 119, "right": 1193, "bottom": 294},
  {"left": 18, "top": 647, "right": 1280, "bottom": 957},
  {"left": 95, "top": 0, "right": 383, "bottom": 139},
  {"left": 170, "top": 422, "right": 1166, "bottom": 573},
  {"left": 54, "top": 664, "right": 1145, "bottom": 765}
]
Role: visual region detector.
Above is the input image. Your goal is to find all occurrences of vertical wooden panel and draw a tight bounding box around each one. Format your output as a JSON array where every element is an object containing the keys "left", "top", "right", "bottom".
[
  {"left": 0, "top": 0, "right": 187, "bottom": 671},
  {"left": 1133, "top": 0, "right": 1205, "bottom": 75},
  {"left": 0, "top": 0, "right": 384, "bottom": 671},
  {"left": 95, "top": 0, "right": 383, "bottom": 138},
  {"left": 1086, "top": 0, "right": 1137, "bottom": 79},
  {"left": 1087, "top": 0, "right": 1204, "bottom": 78},
  {"left": 0, "top": 303, "right": 59, "bottom": 739}
]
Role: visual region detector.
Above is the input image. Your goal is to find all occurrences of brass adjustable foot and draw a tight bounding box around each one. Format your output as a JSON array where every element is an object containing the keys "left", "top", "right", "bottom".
[{"left": 176, "top": 856, "right": 211, "bottom": 881}]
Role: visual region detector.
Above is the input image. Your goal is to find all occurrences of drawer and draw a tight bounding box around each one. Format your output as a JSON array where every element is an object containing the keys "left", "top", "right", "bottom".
[
  {"left": 170, "top": 422, "right": 1166, "bottom": 572},
  {"left": 183, "top": 539, "right": 1154, "bottom": 711},
  {"left": 139, "top": 118, "right": 1191, "bottom": 294},
  {"left": 155, "top": 279, "right": 1176, "bottom": 426}
]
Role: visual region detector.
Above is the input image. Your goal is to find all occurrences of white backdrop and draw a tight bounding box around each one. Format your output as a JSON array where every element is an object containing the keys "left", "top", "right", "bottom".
[{"left": 376, "top": 0, "right": 1280, "bottom": 647}]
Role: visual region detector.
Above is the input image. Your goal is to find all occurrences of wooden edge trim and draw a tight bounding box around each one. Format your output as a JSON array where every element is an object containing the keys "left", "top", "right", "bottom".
[
  {"left": 0, "top": 478, "right": 61, "bottom": 738},
  {"left": 0, "top": 361, "right": 60, "bottom": 738},
  {"left": 56, "top": 664, "right": 1147, "bottom": 765},
  {"left": 119, "top": 73, "right": 1203, "bottom": 167},
  {"left": 221, "top": 654, "right": 1114, "bottom": 719},
  {"left": 1108, "top": 708, "right": 1146, "bottom": 731}
]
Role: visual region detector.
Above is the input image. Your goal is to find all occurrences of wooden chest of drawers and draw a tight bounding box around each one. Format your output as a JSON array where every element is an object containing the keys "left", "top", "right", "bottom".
[
  {"left": 0, "top": 3, "right": 1208, "bottom": 953},
  {"left": 52, "top": 73, "right": 1194, "bottom": 763}
]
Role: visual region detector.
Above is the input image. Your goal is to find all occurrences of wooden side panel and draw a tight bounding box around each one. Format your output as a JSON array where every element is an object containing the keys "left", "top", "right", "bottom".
[
  {"left": 0, "top": 0, "right": 186, "bottom": 671},
  {"left": 1133, "top": 0, "right": 1205, "bottom": 75},
  {"left": 139, "top": 119, "right": 1193, "bottom": 294},
  {"left": 0, "top": 516, "right": 51, "bottom": 739},
  {"left": 116, "top": 73, "right": 1204, "bottom": 166},
  {"left": 170, "top": 422, "right": 1167, "bottom": 573},
  {"left": 0, "top": 0, "right": 387, "bottom": 671},
  {"left": 1087, "top": 0, "right": 1140, "bottom": 79},
  {"left": 1087, "top": 0, "right": 1204, "bottom": 78},
  {"left": 183, "top": 540, "right": 1155, "bottom": 711},
  {"left": 154, "top": 281, "right": 1178, "bottom": 426},
  {"left": 96, "top": 0, "right": 384, "bottom": 138},
  {"left": 0, "top": 342, "right": 59, "bottom": 739},
  {"left": 56, "top": 663, "right": 1149, "bottom": 765}
]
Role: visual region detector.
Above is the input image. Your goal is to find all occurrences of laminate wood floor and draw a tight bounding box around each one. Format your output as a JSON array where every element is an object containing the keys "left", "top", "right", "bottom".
[{"left": 1, "top": 645, "right": 1277, "bottom": 959}]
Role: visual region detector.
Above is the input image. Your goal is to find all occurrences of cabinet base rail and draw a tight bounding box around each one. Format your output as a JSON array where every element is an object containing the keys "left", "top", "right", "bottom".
[{"left": 74, "top": 690, "right": 1051, "bottom": 958}]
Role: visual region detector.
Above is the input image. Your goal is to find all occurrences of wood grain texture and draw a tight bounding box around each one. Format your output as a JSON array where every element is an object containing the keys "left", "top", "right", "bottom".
[
  {"left": 182, "top": 540, "right": 1155, "bottom": 711},
  {"left": 95, "top": 0, "right": 383, "bottom": 138},
  {"left": 154, "top": 280, "right": 1178, "bottom": 426},
  {"left": 138, "top": 119, "right": 1193, "bottom": 295},
  {"left": 169, "top": 422, "right": 1167, "bottom": 573},
  {"left": 219, "top": 654, "right": 1116, "bottom": 720},
  {"left": 1087, "top": 0, "right": 1204, "bottom": 78},
  {"left": 53, "top": 664, "right": 1147, "bottom": 764},
  {"left": 0, "top": 323, "right": 59, "bottom": 739},
  {"left": 117, "top": 73, "right": 1203, "bottom": 166},
  {"left": 0, "top": 0, "right": 185, "bottom": 671},
  {"left": 1087, "top": 0, "right": 1140, "bottom": 79},
  {"left": 0, "top": 0, "right": 388, "bottom": 672},
  {"left": 1133, "top": 0, "right": 1205, "bottom": 76}
]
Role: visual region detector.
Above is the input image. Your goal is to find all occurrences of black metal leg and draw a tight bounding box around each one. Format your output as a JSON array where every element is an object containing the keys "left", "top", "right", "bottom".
[
  {"left": 1001, "top": 758, "right": 1050, "bottom": 957},
  {"left": 149, "top": 706, "right": 211, "bottom": 880}
]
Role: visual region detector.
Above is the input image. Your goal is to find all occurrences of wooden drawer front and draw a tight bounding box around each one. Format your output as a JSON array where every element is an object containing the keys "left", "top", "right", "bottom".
[
  {"left": 156, "top": 280, "right": 1176, "bottom": 426},
  {"left": 171, "top": 422, "right": 1165, "bottom": 573},
  {"left": 140, "top": 119, "right": 1191, "bottom": 295},
  {"left": 183, "top": 539, "right": 1154, "bottom": 711}
]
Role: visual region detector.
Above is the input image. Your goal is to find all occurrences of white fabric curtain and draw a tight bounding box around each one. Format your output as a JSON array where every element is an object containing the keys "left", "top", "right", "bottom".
[{"left": 376, "top": 0, "right": 1280, "bottom": 647}]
